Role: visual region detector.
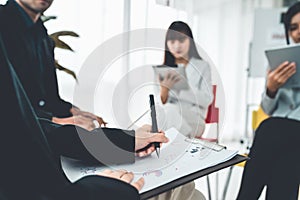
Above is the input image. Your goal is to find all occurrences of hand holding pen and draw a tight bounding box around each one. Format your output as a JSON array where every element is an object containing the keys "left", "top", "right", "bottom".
[
  {"left": 134, "top": 95, "right": 167, "bottom": 158},
  {"left": 134, "top": 125, "right": 168, "bottom": 157}
]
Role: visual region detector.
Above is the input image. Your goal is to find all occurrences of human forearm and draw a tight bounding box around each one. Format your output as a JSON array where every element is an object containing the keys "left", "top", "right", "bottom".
[
  {"left": 266, "top": 88, "right": 277, "bottom": 98},
  {"left": 70, "top": 107, "right": 107, "bottom": 127},
  {"left": 160, "top": 86, "right": 169, "bottom": 104},
  {"left": 52, "top": 116, "right": 96, "bottom": 131},
  {"left": 261, "top": 89, "right": 278, "bottom": 115},
  {"left": 52, "top": 116, "right": 73, "bottom": 124}
]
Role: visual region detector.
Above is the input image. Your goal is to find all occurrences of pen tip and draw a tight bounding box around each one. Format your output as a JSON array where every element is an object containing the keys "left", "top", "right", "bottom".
[{"left": 156, "top": 149, "right": 159, "bottom": 158}]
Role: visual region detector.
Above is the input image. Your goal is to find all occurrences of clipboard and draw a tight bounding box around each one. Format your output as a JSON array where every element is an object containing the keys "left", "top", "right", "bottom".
[
  {"left": 140, "top": 154, "right": 248, "bottom": 199},
  {"left": 62, "top": 128, "right": 240, "bottom": 196}
]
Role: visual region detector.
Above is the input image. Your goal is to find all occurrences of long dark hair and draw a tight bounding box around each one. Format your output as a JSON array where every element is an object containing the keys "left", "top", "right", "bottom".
[
  {"left": 163, "top": 21, "right": 202, "bottom": 66},
  {"left": 283, "top": 2, "right": 300, "bottom": 44}
]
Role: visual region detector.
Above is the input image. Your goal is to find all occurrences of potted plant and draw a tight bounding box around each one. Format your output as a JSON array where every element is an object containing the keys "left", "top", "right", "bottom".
[{"left": 42, "top": 15, "right": 79, "bottom": 80}]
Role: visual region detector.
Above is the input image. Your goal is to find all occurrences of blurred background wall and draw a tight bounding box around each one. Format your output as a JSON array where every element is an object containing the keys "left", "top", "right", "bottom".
[{"left": 2, "top": 0, "right": 298, "bottom": 142}]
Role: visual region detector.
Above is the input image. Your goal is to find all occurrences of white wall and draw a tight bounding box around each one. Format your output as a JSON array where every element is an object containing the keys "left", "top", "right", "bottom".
[{"left": 44, "top": 0, "right": 125, "bottom": 119}]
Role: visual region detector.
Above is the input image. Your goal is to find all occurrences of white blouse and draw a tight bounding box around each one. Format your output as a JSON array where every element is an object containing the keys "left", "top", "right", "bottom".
[{"left": 167, "top": 57, "right": 213, "bottom": 120}]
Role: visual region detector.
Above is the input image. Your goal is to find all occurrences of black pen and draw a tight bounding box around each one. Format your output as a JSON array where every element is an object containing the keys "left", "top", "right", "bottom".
[{"left": 149, "top": 94, "right": 160, "bottom": 158}]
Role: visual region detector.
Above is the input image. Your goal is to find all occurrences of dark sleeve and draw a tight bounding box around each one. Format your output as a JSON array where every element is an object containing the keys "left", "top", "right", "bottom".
[
  {"left": 63, "top": 176, "right": 140, "bottom": 200},
  {"left": 0, "top": 31, "right": 138, "bottom": 200},
  {"left": 42, "top": 122, "right": 136, "bottom": 165},
  {"left": 44, "top": 37, "right": 73, "bottom": 118},
  {"left": 36, "top": 109, "right": 54, "bottom": 120},
  {"left": 50, "top": 97, "right": 73, "bottom": 118},
  {"left": 0, "top": 33, "right": 69, "bottom": 196}
]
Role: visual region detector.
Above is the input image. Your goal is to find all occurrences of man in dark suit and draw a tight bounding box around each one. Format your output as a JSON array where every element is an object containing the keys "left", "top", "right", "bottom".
[
  {"left": 0, "top": 0, "right": 169, "bottom": 199},
  {"left": 0, "top": 34, "right": 169, "bottom": 199},
  {"left": 0, "top": 0, "right": 106, "bottom": 130}
]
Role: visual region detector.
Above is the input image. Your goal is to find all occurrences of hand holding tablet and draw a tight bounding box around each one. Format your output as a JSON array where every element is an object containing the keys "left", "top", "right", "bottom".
[
  {"left": 153, "top": 65, "right": 189, "bottom": 90},
  {"left": 265, "top": 44, "right": 300, "bottom": 88}
]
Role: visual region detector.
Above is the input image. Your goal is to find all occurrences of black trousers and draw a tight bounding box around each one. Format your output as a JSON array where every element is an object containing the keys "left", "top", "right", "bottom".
[{"left": 237, "top": 117, "right": 300, "bottom": 200}]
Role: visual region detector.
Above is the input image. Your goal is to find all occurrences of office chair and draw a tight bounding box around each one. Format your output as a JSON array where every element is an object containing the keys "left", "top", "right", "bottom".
[
  {"left": 199, "top": 85, "right": 219, "bottom": 142},
  {"left": 251, "top": 106, "right": 269, "bottom": 133}
]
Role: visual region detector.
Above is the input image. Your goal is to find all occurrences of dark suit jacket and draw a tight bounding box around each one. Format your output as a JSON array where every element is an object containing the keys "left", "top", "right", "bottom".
[
  {"left": 0, "top": 29, "right": 139, "bottom": 200},
  {"left": 0, "top": 0, "right": 72, "bottom": 119},
  {"left": 0, "top": 0, "right": 136, "bottom": 165},
  {"left": 0, "top": 1, "right": 139, "bottom": 199}
]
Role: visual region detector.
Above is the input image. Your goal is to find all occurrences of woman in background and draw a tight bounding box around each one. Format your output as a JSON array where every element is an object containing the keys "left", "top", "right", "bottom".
[
  {"left": 150, "top": 21, "right": 212, "bottom": 200},
  {"left": 237, "top": 2, "right": 300, "bottom": 199},
  {"left": 158, "top": 21, "right": 213, "bottom": 138}
]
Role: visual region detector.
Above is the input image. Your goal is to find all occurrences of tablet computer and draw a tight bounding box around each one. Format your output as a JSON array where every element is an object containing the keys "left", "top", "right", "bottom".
[
  {"left": 265, "top": 44, "right": 300, "bottom": 88},
  {"left": 153, "top": 65, "right": 189, "bottom": 90}
]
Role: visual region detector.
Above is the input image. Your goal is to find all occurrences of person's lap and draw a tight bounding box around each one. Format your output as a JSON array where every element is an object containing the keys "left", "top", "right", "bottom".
[{"left": 237, "top": 117, "right": 300, "bottom": 200}]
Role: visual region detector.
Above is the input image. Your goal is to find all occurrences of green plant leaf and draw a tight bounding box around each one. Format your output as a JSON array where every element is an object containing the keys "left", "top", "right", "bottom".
[
  {"left": 55, "top": 60, "right": 77, "bottom": 81},
  {"left": 43, "top": 14, "right": 79, "bottom": 80},
  {"left": 50, "top": 31, "right": 79, "bottom": 51}
]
